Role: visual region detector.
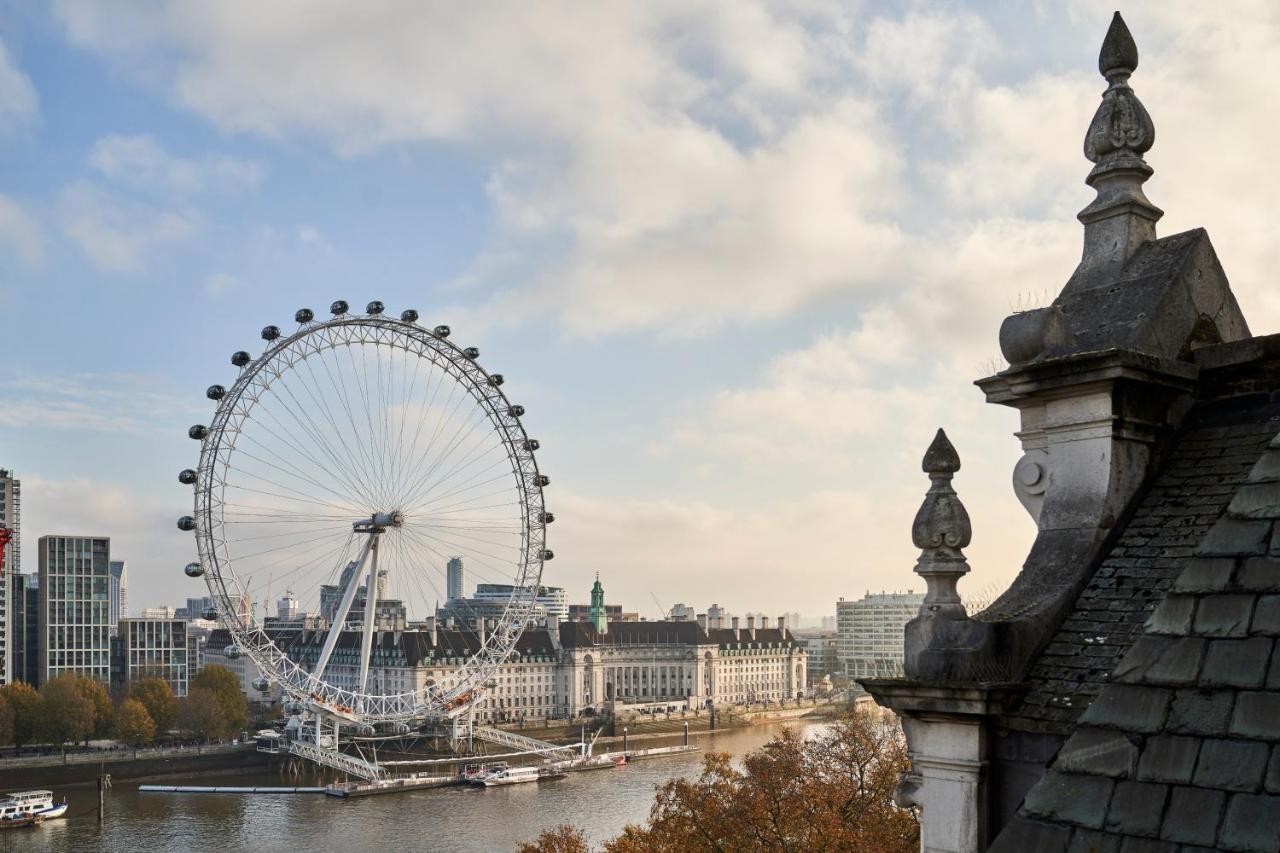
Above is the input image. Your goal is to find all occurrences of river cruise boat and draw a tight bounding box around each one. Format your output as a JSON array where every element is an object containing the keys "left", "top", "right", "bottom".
[
  {"left": 0, "top": 790, "right": 68, "bottom": 827},
  {"left": 461, "top": 762, "right": 509, "bottom": 785},
  {"left": 480, "top": 766, "right": 564, "bottom": 787}
]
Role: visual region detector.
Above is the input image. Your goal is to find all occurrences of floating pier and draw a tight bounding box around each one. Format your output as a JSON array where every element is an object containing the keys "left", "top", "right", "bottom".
[{"left": 139, "top": 785, "right": 327, "bottom": 794}]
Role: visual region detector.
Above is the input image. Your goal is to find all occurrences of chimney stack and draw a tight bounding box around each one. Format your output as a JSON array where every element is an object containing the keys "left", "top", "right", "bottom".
[
  {"left": 747, "top": 615, "right": 756, "bottom": 640},
  {"left": 476, "top": 617, "right": 486, "bottom": 646},
  {"left": 761, "top": 615, "right": 770, "bottom": 630},
  {"left": 430, "top": 617, "right": 438, "bottom": 646},
  {"left": 778, "top": 615, "right": 787, "bottom": 635},
  {"left": 696, "top": 614, "right": 707, "bottom": 631},
  {"left": 732, "top": 616, "right": 741, "bottom": 641}
]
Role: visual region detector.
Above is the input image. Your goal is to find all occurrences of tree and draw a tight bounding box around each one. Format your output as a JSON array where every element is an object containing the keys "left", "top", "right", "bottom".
[
  {"left": 76, "top": 675, "right": 114, "bottom": 741},
  {"left": 113, "top": 698, "right": 156, "bottom": 745},
  {"left": 191, "top": 665, "right": 248, "bottom": 734},
  {"left": 40, "top": 674, "right": 96, "bottom": 746},
  {"left": 130, "top": 678, "right": 178, "bottom": 734},
  {"left": 178, "top": 688, "right": 228, "bottom": 741},
  {"left": 0, "top": 682, "right": 44, "bottom": 748},
  {"left": 518, "top": 826, "right": 589, "bottom": 853},
  {"left": 519, "top": 707, "right": 918, "bottom": 853},
  {"left": 0, "top": 691, "right": 13, "bottom": 746}
]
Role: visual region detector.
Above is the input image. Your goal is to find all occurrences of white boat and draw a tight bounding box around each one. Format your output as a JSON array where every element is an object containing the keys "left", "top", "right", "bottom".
[
  {"left": 481, "top": 766, "right": 567, "bottom": 787},
  {"left": 0, "top": 790, "right": 68, "bottom": 826}
]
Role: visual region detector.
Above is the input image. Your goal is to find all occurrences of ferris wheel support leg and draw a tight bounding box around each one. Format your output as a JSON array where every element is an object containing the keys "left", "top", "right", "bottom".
[
  {"left": 355, "top": 536, "right": 382, "bottom": 712},
  {"left": 313, "top": 533, "right": 377, "bottom": 682}
]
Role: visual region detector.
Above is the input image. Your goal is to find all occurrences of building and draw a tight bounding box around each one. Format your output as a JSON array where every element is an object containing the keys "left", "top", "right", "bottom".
[
  {"left": 859, "top": 14, "right": 1280, "bottom": 851},
  {"left": 37, "top": 535, "right": 112, "bottom": 686},
  {"left": 446, "top": 556, "right": 464, "bottom": 601},
  {"left": 796, "top": 631, "right": 839, "bottom": 687},
  {"left": 473, "top": 583, "right": 568, "bottom": 621},
  {"left": 836, "top": 590, "right": 923, "bottom": 684},
  {"left": 705, "top": 603, "right": 728, "bottom": 628},
  {"left": 140, "top": 606, "right": 176, "bottom": 619},
  {"left": 185, "top": 596, "right": 214, "bottom": 620},
  {"left": 21, "top": 575, "right": 37, "bottom": 684},
  {"left": 668, "top": 603, "right": 696, "bottom": 621},
  {"left": 277, "top": 592, "right": 299, "bottom": 621},
  {"left": 437, "top": 596, "right": 544, "bottom": 627},
  {"left": 114, "top": 617, "right": 189, "bottom": 697},
  {"left": 567, "top": 603, "right": 639, "bottom": 623},
  {"left": 0, "top": 469, "right": 19, "bottom": 685},
  {"left": 109, "top": 560, "right": 128, "bottom": 634},
  {"left": 5, "top": 573, "right": 30, "bottom": 685}
]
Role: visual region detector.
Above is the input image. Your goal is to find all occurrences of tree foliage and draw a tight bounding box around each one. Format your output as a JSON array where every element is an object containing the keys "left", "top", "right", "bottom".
[
  {"left": 0, "top": 682, "right": 43, "bottom": 747},
  {"left": 114, "top": 698, "right": 156, "bottom": 745},
  {"left": 130, "top": 678, "right": 179, "bottom": 733},
  {"left": 178, "top": 687, "right": 229, "bottom": 740},
  {"left": 191, "top": 665, "right": 248, "bottom": 733},
  {"left": 77, "top": 676, "right": 114, "bottom": 740},
  {"left": 518, "top": 826, "right": 589, "bottom": 853},
  {"left": 0, "top": 691, "right": 14, "bottom": 746},
  {"left": 520, "top": 707, "right": 918, "bottom": 853},
  {"left": 40, "top": 674, "right": 97, "bottom": 745}
]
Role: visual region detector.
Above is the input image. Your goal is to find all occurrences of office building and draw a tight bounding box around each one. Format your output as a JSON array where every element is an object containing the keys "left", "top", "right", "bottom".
[
  {"left": 115, "top": 617, "right": 189, "bottom": 697},
  {"left": 446, "top": 556, "right": 464, "bottom": 601},
  {"left": 109, "top": 560, "right": 128, "bottom": 634},
  {"left": 37, "top": 535, "right": 112, "bottom": 686},
  {"left": 277, "top": 592, "right": 299, "bottom": 621},
  {"left": 141, "top": 606, "right": 176, "bottom": 619},
  {"left": 0, "top": 469, "right": 19, "bottom": 685},
  {"left": 472, "top": 583, "right": 568, "bottom": 622},
  {"left": 836, "top": 590, "right": 923, "bottom": 685}
]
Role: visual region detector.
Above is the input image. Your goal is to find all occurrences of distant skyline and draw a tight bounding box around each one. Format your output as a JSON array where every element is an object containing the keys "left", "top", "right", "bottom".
[{"left": 3, "top": 3, "right": 1280, "bottom": 616}]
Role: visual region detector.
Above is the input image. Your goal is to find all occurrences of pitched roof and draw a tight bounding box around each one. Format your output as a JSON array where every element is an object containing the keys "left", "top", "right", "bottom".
[{"left": 991, "top": 395, "right": 1280, "bottom": 852}]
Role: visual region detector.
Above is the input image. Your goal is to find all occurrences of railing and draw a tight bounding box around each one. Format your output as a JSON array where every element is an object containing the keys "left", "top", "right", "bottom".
[
  {"left": 471, "top": 726, "right": 572, "bottom": 759},
  {"left": 287, "top": 740, "right": 384, "bottom": 781}
]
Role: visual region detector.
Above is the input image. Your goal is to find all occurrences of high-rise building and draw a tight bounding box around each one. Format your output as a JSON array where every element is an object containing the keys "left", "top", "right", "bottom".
[
  {"left": 277, "top": 591, "right": 299, "bottom": 621},
  {"left": 446, "top": 556, "right": 464, "bottom": 601},
  {"left": 38, "top": 535, "right": 112, "bottom": 686},
  {"left": 22, "top": 575, "right": 38, "bottom": 684},
  {"left": 0, "top": 469, "right": 20, "bottom": 686},
  {"left": 669, "top": 603, "right": 696, "bottom": 621},
  {"left": 6, "top": 573, "right": 29, "bottom": 685},
  {"left": 109, "top": 560, "right": 128, "bottom": 634},
  {"left": 836, "top": 590, "right": 924, "bottom": 687},
  {"left": 186, "top": 596, "right": 214, "bottom": 619},
  {"left": 472, "top": 583, "right": 568, "bottom": 621},
  {"left": 115, "top": 617, "right": 189, "bottom": 697},
  {"left": 706, "top": 603, "right": 728, "bottom": 629}
]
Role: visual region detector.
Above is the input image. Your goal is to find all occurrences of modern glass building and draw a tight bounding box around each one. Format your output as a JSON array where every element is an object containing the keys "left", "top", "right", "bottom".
[
  {"left": 116, "top": 617, "right": 189, "bottom": 697},
  {"left": 109, "top": 559, "right": 128, "bottom": 635},
  {"left": 836, "top": 590, "right": 924, "bottom": 688},
  {"left": 37, "top": 535, "right": 112, "bottom": 686},
  {"left": 0, "top": 469, "right": 20, "bottom": 686},
  {"left": 446, "top": 556, "right": 464, "bottom": 601}
]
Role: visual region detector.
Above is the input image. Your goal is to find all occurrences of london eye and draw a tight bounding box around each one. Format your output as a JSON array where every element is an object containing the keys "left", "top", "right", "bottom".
[{"left": 176, "top": 300, "right": 551, "bottom": 725}]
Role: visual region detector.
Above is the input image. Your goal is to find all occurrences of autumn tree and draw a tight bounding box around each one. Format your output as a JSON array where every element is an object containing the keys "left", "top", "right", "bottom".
[
  {"left": 0, "top": 691, "right": 13, "bottom": 746},
  {"left": 114, "top": 698, "right": 157, "bottom": 745},
  {"left": 178, "top": 687, "right": 228, "bottom": 741},
  {"left": 41, "top": 674, "right": 96, "bottom": 746},
  {"left": 130, "top": 678, "right": 178, "bottom": 734},
  {"left": 520, "top": 706, "right": 918, "bottom": 853},
  {"left": 0, "top": 682, "right": 44, "bottom": 748},
  {"left": 190, "top": 665, "right": 248, "bottom": 734},
  {"left": 77, "top": 675, "right": 114, "bottom": 741},
  {"left": 517, "top": 826, "right": 589, "bottom": 853}
]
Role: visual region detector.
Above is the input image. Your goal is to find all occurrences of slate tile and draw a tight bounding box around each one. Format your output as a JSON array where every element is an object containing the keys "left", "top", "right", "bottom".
[
  {"left": 1057, "top": 728, "right": 1139, "bottom": 778},
  {"left": 1173, "top": 558, "right": 1237, "bottom": 593},
  {"left": 1022, "top": 771, "right": 1115, "bottom": 829},
  {"left": 1069, "top": 829, "right": 1122, "bottom": 853},
  {"left": 1228, "top": 483, "right": 1280, "bottom": 520},
  {"left": 1201, "top": 638, "right": 1272, "bottom": 687},
  {"left": 1230, "top": 692, "right": 1280, "bottom": 741},
  {"left": 1080, "top": 686, "right": 1173, "bottom": 734},
  {"left": 1249, "top": 447, "right": 1280, "bottom": 480},
  {"left": 1193, "top": 596, "right": 1257, "bottom": 638},
  {"left": 1137, "top": 735, "right": 1202, "bottom": 783},
  {"left": 1238, "top": 557, "right": 1280, "bottom": 591},
  {"left": 1146, "top": 596, "right": 1198, "bottom": 635},
  {"left": 1266, "top": 748, "right": 1280, "bottom": 795},
  {"left": 1117, "top": 838, "right": 1177, "bottom": 853},
  {"left": 1193, "top": 738, "right": 1270, "bottom": 792},
  {"left": 1220, "top": 793, "right": 1280, "bottom": 852},
  {"left": 1160, "top": 786, "right": 1225, "bottom": 847},
  {"left": 1198, "top": 519, "right": 1272, "bottom": 556},
  {"left": 1168, "top": 690, "right": 1233, "bottom": 736},
  {"left": 1249, "top": 595, "right": 1280, "bottom": 635},
  {"left": 1105, "top": 780, "right": 1167, "bottom": 837},
  {"left": 988, "top": 817, "right": 1071, "bottom": 853}
]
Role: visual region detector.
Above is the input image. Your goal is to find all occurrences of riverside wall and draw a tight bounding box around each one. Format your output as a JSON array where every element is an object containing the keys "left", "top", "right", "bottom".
[{"left": 0, "top": 743, "right": 269, "bottom": 788}]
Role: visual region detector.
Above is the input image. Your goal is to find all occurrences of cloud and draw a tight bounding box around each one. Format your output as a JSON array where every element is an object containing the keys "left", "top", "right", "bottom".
[
  {"left": 203, "top": 271, "right": 239, "bottom": 295},
  {"left": 60, "top": 181, "right": 198, "bottom": 272},
  {"left": 0, "top": 193, "right": 46, "bottom": 269},
  {"left": 89, "top": 133, "right": 263, "bottom": 194},
  {"left": 0, "top": 38, "right": 37, "bottom": 128},
  {"left": 0, "top": 372, "right": 199, "bottom": 433}
]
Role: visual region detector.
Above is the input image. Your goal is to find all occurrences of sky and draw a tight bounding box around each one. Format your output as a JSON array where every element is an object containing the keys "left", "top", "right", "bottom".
[{"left": 3, "top": 1, "right": 1280, "bottom": 620}]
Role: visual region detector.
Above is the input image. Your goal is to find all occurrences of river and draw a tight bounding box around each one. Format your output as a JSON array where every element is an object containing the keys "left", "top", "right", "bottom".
[{"left": 11, "top": 721, "right": 822, "bottom": 853}]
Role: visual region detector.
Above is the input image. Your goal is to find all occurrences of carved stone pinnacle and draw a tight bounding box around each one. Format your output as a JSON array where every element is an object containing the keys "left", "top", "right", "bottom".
[{"left": 911, "top": 429, "right": 971, "bottom": 619}]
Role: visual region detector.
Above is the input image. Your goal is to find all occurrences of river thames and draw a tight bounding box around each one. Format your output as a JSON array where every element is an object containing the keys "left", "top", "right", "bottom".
[{"left": 12, "top": 722, "right": 820, "bottom": 853}]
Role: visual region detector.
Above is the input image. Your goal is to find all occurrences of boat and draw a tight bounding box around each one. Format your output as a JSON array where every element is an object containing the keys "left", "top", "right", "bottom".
[
  {"left": 461, "top": 762, "right": 509, "bottom": 785},
  {"left": 481, "top": 766, "right": 564, "bottom": 787},
  {"left": 0, "top": 790, "right": 68, "bottom": 827}
]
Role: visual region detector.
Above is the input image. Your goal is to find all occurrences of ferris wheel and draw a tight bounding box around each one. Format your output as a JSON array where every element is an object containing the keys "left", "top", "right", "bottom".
[{"left": 176, "top": 300, "right": 552, "bottom": 723}]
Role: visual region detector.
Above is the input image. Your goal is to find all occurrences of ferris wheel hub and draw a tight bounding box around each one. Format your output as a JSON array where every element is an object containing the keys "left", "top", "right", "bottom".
[{"left": 354, "top": 511, "right": 404, "bottom": 532}]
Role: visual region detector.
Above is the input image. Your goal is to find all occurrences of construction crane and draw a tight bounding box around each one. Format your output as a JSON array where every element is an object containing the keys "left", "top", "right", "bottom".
[{"left": 649, "top": 592, "right": 670, "bottom": 620}]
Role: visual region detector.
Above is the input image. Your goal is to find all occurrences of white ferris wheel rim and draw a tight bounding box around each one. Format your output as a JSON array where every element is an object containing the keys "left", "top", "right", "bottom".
[{"left": 188, "top": 310, "right": 547, "bottom": 723}]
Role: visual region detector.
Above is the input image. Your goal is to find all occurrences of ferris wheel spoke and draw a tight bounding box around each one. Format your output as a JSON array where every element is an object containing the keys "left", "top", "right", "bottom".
[
  {"left": 221, "top": 527, "right": 355, "bottom": 563},
  {"left": 388, "top": 338, "right": 427, "bottom": 505},
  {"left": 392, "top": 350, "right": 451, "bottom": 500},
  {"left": 225, "top": 467, "right": 361, "bottom": 514},
  {"left": 297, "top": 345, "right": 385, "bottom": 506},
  {"left": 314, "top": 340, "right": 386, "bottom": 505},
  {"left": 412, "top": 485, "right": 522, "bottom": 517},
  {"left": 396, "top": 415, "right": 501, "bottom": 511},
  {"left": 401, "top": 373, "right": 470, "bottom": 502},
  {"left": 344, "top": 342, "right": 389, "bottom": 507},
  {"left": 400, "top": 445, "right": 507, "bottom": 515},
  {"left": 245, "top": 403, "right": 371, "bottom": 508},
  {"left": 269, "top": 367, "right": 382, "bottom": 509},
  {"left": 414, "top": 469, "right": 513, "bottom": 515},
  {"left": 233, "top": 430, "right": 364, "bottom": 509}
]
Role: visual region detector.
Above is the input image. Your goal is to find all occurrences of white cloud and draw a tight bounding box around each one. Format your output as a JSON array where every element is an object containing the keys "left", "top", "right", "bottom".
[
  {"left": 60, "top": 182, "right": 198, "bottom": 272},
  {"left": 0, "top": 193, "right": 46, "bottom": 269},
  {"left": 89, "top": 133, "right": 263, "bottom": 194},
  {"left": 0, "top": 372, "right": 198, "bottom": 433},
  {"left": 0, "top": 38, "right": 37, "bottom": 128},
  {"left": 203, "top": 271, "right": 239, "bottom": 295}
]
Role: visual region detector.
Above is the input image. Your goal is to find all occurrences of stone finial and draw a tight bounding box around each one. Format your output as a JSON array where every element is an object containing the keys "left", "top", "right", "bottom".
[
  {"left": 911, "top": 429, "right": 971, "bottom": 619},
  {"left": 1078, "top": 12, "right": 1162, "bottom": 276}
]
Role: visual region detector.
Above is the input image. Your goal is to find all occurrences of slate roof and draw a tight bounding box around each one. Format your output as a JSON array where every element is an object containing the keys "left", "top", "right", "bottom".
[
  {"left": 1005, "top": 399, "right": 1280, "bottom": 735},
  {"left": 990, "top": 395, "right": 1280, "bottom": 852},
  {"left": 558, "top": 620, "right": 798, "bottom": 649},
  {"left": 208, "top": 626, "right": 557, "bottom": 668}
]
